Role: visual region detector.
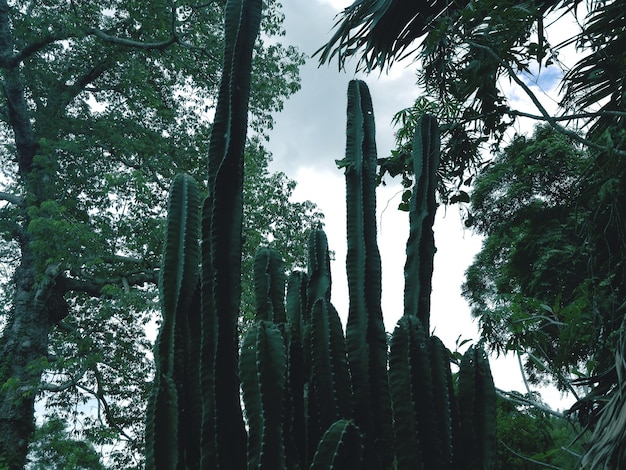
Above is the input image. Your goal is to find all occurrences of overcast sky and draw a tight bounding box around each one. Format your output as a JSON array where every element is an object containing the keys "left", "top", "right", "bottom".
[{"left": 264, "top": 0, "right": 577, "bottom": 408}]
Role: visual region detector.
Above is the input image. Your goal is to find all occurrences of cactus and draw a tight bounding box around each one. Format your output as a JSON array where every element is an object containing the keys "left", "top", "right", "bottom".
[
  {"left": 309, "top": 299, "right": 352, "bottom": 444},
  {"left": 146, "top": 7, "right": 497, "bottom": 466},
  {"left": 309, "top": 419, "right": 364, "bottom": 469},
  {"left": 404, "top": 114, "right": 440, "bottom": 333},
  {"left": 254, "top": 247, "right": 287, "bottom": 323},
  {"left": 203, "top": 0, "right": 262, "bottom": 467},
  {"left": 240, "top": 320, "right": 288, "bottom": 469},
  {"left": 145, "top": 173, "right": 200, "bottom": 470},
  {"left": 343, "top": 79, "right": 394, "bottom": 469},
  {"left": 458, "top": 345, "right": 497, "bottom": 469}
]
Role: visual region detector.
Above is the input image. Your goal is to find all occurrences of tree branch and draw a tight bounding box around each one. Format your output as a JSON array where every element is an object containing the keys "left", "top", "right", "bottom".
[
  {"left": 75, "top": 368, "right": 137, "bottom": 445},
  {"left": 496, "top": 388, "right": 568, "bottom": 420},
  {"left": 509, "top": 109, "right": 626, "bottom": 122},
  {"left": 469, "top": 41, "right": 626, "bottom": 157},
  {"left": 58, "top": 270, "right": 158, "bottom": 297},
  {"left": 499, "top": 439, "right": 563, "bottom": 469},
  {"left": 39, "top": 365, "right": 88, "bottom": 392},
  {"left": 0, "top": 191, "right": 23, "bottom": 206},
  {"left": 86, "top": 27, "right": 178, "bottom": 50},
  {"left": 9, "top": 33, "right": 71, "bottom": 67}
]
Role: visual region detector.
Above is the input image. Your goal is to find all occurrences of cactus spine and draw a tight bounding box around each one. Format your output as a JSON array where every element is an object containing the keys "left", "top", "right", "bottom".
[{"left": 146, "top": 7, "right": 497, "bottom": 465}]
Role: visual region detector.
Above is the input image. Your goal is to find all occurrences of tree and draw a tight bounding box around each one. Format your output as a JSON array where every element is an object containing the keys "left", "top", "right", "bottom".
[
  {"left": 0, "top": 1, "right": 318, "bottom": 468},
  {"left": 27, "top": 416, "right": 105, "bottom": 470},
  {"left": 463, "top": 124, "right": 626, "bottom": 426}
]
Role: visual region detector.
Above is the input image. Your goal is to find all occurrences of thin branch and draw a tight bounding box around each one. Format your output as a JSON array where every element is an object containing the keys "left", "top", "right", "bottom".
[
  {"left": 0, "top": 190, "right": 23, "bottom": 206},
  {"left": 496, "top": 388, "right": 568, "bottom": 420},
  {"left": 469, "top": 41, "right": 626, "bottom": 157},
  {"left": 10, "top": 33, "right": 71, "bottom": 66},
  {"left": 39, "top": 365, "right": 88, "bottom": 392},
  {"left": 86, "top": 27, "right": 178, "bottom": 50},
  {"left": 532, "top": 345, "right": 581, "bottom": 401},
  {"left": 58, "top": 270, "right": 158, "bottom": 297},
  {"left": 102, "top": 254, "right": 148, "bottom": 265},
  {"left": 518, "top": 351, "right": 532, "bottom": 396},
  {"left": 75, "top": 370, "right": 136, "bottom": 445},
  {"left": 509, "top": 109, "right": 626, "bottom": 122},
  {"left": 499, "top": 439, "right": 564, "bottom": 469}
]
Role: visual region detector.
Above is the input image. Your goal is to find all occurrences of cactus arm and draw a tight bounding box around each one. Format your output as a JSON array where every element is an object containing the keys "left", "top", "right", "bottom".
[
  {"left": 458, "top": 345, "right": 497, "bottom": 469},
  {"left": 306, "top": 229, "right": 332, "bottom": 306},
  {"left": 428, "top": 335, "right": 454, "bottom": 468},
  {"left": 199, "top": 195, "right": 218, "bottom": 468},
  {"left": 204, "top": 0, "right": 263, "bottom": 467},
  {"left": 146, "top": 173, "right": 200, "bottom": 470},
  {"left": 160, "top": 174, "right": 201, "bottom": 341},
  {"left": 286, "top": 270, "right": 308, "bottom": 339},
  {"left": 284, "top": 271, "right": 309, "bottom": 466},
  {"left": 254, "top": 247, "right": 287, "bottom": 323},
  {"left": 403, "top": 115, "right": 440, "bottom": 333},
  {"left": 473, "top": 346, "right": 497, "bottom": 469},
  {"left": 388, "top": 315, "right": 425, "bottom": 470},
  {"left": 240, "top": 321, "right": 288, "bottom": 469},
  {"left": 343, "top": 79, "right": 393, "bottom": 469},
  {"left": 309, "top": 420, "right": 364, "bottom": 470},
  {"left": 309, "top": 299, "right": 352, "bottom": 444}
]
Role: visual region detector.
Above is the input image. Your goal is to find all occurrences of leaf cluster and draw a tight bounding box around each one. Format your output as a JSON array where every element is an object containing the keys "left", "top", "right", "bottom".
[{"left": 463, "top": 124, "right": 626, "bottom": 422}]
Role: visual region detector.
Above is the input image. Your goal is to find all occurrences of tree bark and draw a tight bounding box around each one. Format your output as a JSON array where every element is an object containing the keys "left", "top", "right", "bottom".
[
  {"left": 0, "top": 2, "right": 51, "bottom": 467},
  {"left": 0, "top": 243, "right": 52, "bottom": 469}
]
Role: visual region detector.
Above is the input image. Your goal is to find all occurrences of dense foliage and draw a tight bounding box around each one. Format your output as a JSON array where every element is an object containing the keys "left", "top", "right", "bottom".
[
  {"left": 495, "top": 393, "right": 584, "bottom": 468},
  {"left": 464, "top": 124, "right": 626, "bottom": 422},
  {"left": 27, "top": 417, "right": 106, "bottom": 470},
  {"left": 0, "top": 1, "right": 323, "bottom": 467}
]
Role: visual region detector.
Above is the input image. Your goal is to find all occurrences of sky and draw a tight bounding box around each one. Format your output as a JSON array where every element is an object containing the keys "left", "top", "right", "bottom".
[{"left": 265, "top": 0, "right": 577, "bottom": 409}]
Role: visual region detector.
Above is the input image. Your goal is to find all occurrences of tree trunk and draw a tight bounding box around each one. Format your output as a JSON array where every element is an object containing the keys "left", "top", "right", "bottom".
[
  {"left": 0, "top": 243, "right": 52, "bottom": 469},
  {"left": 0, "top": 3, "right": 50, "bottom": 466}
]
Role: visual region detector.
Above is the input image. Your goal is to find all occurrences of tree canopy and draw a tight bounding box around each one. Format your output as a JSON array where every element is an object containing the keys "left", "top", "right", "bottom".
[{"left": 0, "top": 1, "right": 321, "bottom": 468}]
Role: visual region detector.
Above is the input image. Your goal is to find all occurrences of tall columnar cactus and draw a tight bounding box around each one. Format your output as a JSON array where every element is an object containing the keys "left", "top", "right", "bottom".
[
  {"left": 145, "top": 174, "right": 200, "bottom": 470},
  {"left": 458, "top": 345, "right": 497, "bottom": 469},
  {"left": 403, "top": 114, "right": 440, "bottom": 333},
  {"left": 343, "top": 79, "right": 394, "bottom": 469},
  {"left": 254, "top": 247, "right": 287, "bottom": 323},
  {"left": 240, "top": 320, "right": 288, "bottom": 469},
  {"left": 145, "top": 0, "right": 261, "bottom": 468},
  {"left": 203, "top": 0, "right": 262, "bottom": 467},
  {"left": 147, "top": 12, "right": 497, "bottom": 465}
]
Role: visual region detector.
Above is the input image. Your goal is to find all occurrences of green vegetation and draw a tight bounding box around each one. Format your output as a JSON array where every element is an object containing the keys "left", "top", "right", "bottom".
[
  {"left": 319, "top": 1, "right": 626, "bottom": 466},
  {"left": 0, "top": 0, "right": 319, "bottom": 468},
  {"left": 147, "top": 3, "right": 497, "bottom": 468}
]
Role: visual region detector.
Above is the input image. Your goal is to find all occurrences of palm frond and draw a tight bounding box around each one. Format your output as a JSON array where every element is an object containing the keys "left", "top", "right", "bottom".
[
  {"left": 315, "top": 0, "right": 470, "bottom": 71},
  {"left": 581, "top": 323, "right": 626, "bottom": 469}
]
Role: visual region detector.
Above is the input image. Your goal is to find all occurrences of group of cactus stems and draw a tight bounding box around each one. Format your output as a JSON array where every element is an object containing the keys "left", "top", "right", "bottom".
[{"left": 144, "top": 0, "right": 497, "bottom": 468}]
